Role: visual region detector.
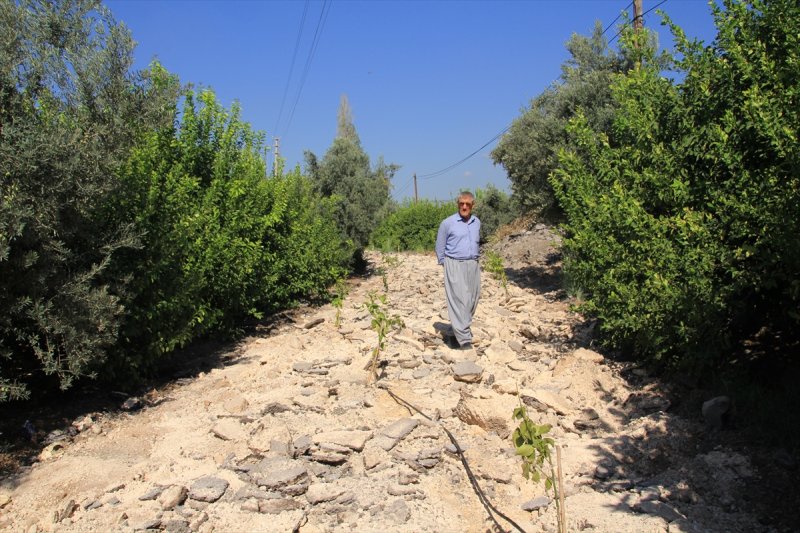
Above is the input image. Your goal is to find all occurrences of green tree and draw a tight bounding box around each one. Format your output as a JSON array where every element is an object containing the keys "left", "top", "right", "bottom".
[
  {"left": 473, "top": 184, "right": 517, "bottom": 240},
  {"left": 305, "top": 95, "right": 398, "bottom": 263},
  {"left": 0, "top": 0, "right": 175, "bottom": 400},
  {"left": 553, "top": 0, "right": 800, "bottom": 372},
  {"left": 110, "top": 86, "right": 351, "bottom": 377},
  {"left": 492, "top": 22, "right": 635, "bottom": 221}
]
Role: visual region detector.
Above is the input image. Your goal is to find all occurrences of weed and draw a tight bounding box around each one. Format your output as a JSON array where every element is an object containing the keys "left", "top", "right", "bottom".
[
  {"left": 485, "top": 250, "right": 509, "bottom": 297},
  {"left": 512, "top": 404, "right": 565, "bottom": 533},
  {"left": 361, "top": 291, "right": 404, "bottom": 382}
]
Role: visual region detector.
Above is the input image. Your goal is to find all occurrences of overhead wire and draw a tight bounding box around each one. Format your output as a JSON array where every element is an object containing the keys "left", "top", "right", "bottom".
[
  {"left": 282, "top": 0, "right": 332, "bottom": 140},
  {"left": 417, "top": 124, "right": 511, "bottom": 181},
  {"left": 273, "top": 0, "right": 310, "bottom": 137},
  {"left": 601, "top": 0, "right": 634, "bottom": 36}
]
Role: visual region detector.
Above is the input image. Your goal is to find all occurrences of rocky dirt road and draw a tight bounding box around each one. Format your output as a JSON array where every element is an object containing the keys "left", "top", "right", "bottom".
[{"left": 0, "top": 226, "right": 783, "bottom": 532}]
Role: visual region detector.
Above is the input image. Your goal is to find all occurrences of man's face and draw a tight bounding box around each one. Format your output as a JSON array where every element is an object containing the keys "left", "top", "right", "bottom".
[{"left": 458, "top": 197, "right": 474, "bottom": 219}]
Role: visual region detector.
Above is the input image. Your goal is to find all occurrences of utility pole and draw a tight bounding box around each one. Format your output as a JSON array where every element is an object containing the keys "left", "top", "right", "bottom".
[
  {"left": 413, "top": 173, "right": 418, "bottom": 204},
  {"left": 633, "top": 0, "right": 643, "bottom": 32},
  {"left": 273, "top": 137, "right": 280, "bottom": 176}
]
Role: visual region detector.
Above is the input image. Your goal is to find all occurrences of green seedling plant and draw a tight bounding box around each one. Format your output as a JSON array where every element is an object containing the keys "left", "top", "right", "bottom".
[
  {"left": 513, "top": 404, "right": 565, "bottom": 533},
  {"left": 331, "top": 278, "right": 349, "bottom": 329},
  {"left": 485, "top": 250, "right": 509, "bottom": 298},
  {"left": 379, "top": 253, "right": 403, "bottom": 293},
  {"left": 361, "top": 291, "right": 404, "bottom": 382}
]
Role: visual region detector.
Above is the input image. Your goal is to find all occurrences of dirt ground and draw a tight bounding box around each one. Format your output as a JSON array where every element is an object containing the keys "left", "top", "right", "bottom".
[{"left": 0, "top": 224, "right": 797, "bottom": 533}]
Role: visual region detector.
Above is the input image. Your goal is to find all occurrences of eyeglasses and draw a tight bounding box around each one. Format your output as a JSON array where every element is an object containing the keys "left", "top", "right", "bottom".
[{"left": 458, "top": 202, "right": 473, "bottom": 207}]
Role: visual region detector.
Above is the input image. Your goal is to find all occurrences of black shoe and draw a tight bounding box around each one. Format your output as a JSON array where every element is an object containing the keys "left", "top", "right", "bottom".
[{"left": 457, "top": 342, "right": 473, "bottom": 350}]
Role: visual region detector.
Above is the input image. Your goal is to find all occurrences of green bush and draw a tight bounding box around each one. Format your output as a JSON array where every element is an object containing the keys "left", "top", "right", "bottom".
[
  {"left": 109, "top": 86, "right": 350, "bottom": 378},
  {"left": 370, "top": 200, "right": 453, "bottom": 252},
  {"left": 552, "top": 0, "right": 800, "bottom": 372}
]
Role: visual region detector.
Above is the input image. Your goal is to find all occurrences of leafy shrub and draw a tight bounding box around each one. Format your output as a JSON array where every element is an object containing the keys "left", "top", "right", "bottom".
[
  {"left": 109, "top": 86, "right": 350, "bottom": 378},
  {"left": 370, "top": 200, "right": 453, "bottom": 252},
  {"left": 552, "top": 0, "right": 800, "bottom": 372}
]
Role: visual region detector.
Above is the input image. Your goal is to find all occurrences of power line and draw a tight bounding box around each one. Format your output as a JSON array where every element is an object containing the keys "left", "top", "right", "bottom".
[
  {"left": 273, "top": 0, "right": 310, "bottom": 137},
  {"left": 282, "top": 0, "right": 332, "bottom": 140},
  {"left": 602, "top": 0, "right": 634, "bottom": 36},
  {"left": 418, "top": 124, "right": 511, "bottom": 181}
]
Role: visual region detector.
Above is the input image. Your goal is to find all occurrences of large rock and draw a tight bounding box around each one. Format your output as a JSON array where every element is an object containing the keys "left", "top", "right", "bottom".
[
  {"left": 249, "top": 459, "right": 310, "bottom": 495},
  {"left": 381, "top": 418, "right": 419, "bottom": 440},
  {"left": 452, "top": 360, "right": 483, "bottom": 383},
  {"left": 484, "top": 342, "right": 516, "bottom": 365},
  {"left": 702, "top": 396, "right": 731, "bottom": 429},
  {"left": 158, "top": 485, "right": 188, "bottom": 510},
  {"left": 520, "top": 388, "right": 573, "bottom": 415},
  {"left": 454, "top": 393, "right": 515, "bottom": 438},
  {"left": 189, "top": 476, "right": 229, "bottom": 503}
]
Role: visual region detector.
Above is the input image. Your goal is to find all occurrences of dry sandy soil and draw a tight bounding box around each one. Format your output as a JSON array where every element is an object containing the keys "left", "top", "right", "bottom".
[{"left": 0, "top": 225, "right": 795, "bottom": 532}]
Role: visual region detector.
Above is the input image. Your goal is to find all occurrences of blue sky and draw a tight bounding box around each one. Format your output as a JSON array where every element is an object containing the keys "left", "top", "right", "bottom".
[{"left": 107, "top": 0, "right": 719, "bottom": 202}]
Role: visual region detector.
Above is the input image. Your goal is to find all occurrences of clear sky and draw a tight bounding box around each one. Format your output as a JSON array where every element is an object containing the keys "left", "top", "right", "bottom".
[{"left": 106, "top": 0, "right": 719, "bottom": 202}]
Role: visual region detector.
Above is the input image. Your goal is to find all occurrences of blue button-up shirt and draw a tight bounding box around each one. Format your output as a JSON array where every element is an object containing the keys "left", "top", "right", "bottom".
[{"left": 435, "top": 212, "right": 481, "bottom": 264}]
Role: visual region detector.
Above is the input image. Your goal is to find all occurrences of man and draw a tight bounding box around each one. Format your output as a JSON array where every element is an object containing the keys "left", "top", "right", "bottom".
[{"left": 435, "top": 191, "right": 481, "bottom": 350}]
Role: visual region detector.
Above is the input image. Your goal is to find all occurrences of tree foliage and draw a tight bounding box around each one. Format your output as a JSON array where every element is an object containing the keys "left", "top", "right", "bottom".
[
  {"left": 553, "top": 0, "right": 800, "bottom": 371},
  {"left": 0, "top": 0, "right": 174, "bottom": 400},
  {"left": 370, "top": 200, "right": 453, "bottom": 252},
  {"left": 0, "top": 0, "right": 352, "bottom": 400},
  {"left": 109, "top": 85, "right": 351, "bottom": 377},
  {"left": 492, "top": 22, "right": 635, "bottom": 220},
  {"left": 305, "top": 96, "right": 397, "bottom": 262}
]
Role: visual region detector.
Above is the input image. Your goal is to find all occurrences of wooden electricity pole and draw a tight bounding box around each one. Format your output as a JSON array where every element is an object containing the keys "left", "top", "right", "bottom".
[
  {"left": 413, "top": 173, "right": 418, "bottom": 204},
  {"left": 273, "top": 137, "right": 280, "bottom": 176},
  {"left": 633, "top": 0, "right": 643, "bottom": 31}
]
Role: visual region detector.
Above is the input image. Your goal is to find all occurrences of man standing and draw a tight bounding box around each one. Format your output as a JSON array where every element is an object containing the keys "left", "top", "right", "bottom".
[{"left": 435, "top": 191, "right": 481, "bottom": 350}]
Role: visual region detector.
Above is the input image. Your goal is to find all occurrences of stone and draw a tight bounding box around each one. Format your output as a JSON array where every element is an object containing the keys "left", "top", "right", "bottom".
[
  {"left": 508, "top": 340, "right": 525, "bottom": 354},
  {"left": 161, "top": 518, "right": 190, "bottom": 532},
  {"left": 492, "top": 379, "right": 519, "bottom": 395},
  {"left": 223, "top": 396, "right": 249, "bottom": 414},
  {"left": 121, "top": 396, "right": 143, "bottom": 411},
  {"left": 412, "top": 368, "right": 430, "bottom": 379},
  {"left": 520, "top": 388, "right": 573, "bottom": 415},
  {"left": 188, "top": 476, "right": 229, "bottom": 503},
  {"left": 306, "top": 483, "right": 345, "bottom": 504},
  {"left": 381, "top": 418, "right": 419, "bottom": 440},
  {"left": 386, "top": 499, "right": 411, "bottom": 524},
  {"left": 250, "top": 459, "right": 309, "bottom": 495},
  {"left": 363, "top": 448, "right": 385, "bottom": 470},
  {"left": 452, "top": 360, "right": 483, "bottom": 383},
  {"left": 158, "top": 485, "right": 188, "bottom": 510},
  {"left": 189, "top": 511, "right": 209, "bottom": 531},
  {"left": 138, "top": 486, "right": 165, "bottom": 501},
  {"left": 258, "top": 498, "right": 305, "bottom": 514},
  {"left": 453, "top": 393, "right": 515, "bottom": 438},
  {"left": 292, "top": 361, "right": 313, "bottom": 373},
  {"left": 313, "top": 430, "right": 373, "bottom": 452},
  {"left": 521, "top": 496, "right": 551, "bottom": 512},
  {"left": 484, "top": 343, "right": 516, "bottom": 365},
  {"left": 211, "top": 419, "right": 247, "bottom": 441},
  {"left": 572, "top": 348, "right": 605, "bottom": 363},
  {"left": 701, "top": 396, "right": 731, "bottom": 429},
  {"left": 634, "top": 500, "right": 685, "bottom": 523}
]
